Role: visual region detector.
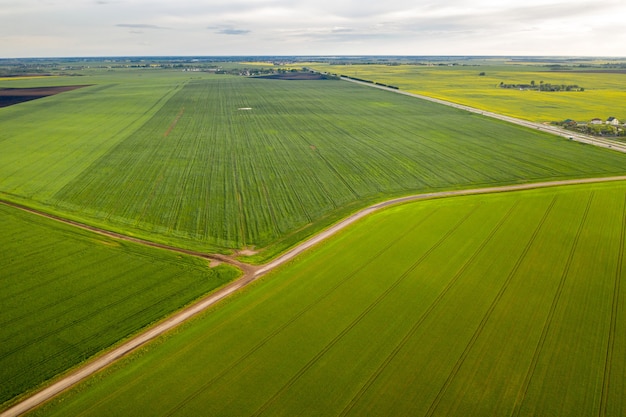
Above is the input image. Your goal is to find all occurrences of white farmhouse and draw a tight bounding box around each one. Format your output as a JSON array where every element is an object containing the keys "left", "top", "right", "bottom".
[{"left": 606, "top": 117, "right": 620, "bottom": 126}]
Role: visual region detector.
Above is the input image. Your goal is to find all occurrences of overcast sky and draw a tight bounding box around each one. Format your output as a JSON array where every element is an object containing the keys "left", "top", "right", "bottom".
[{"left": 1, "top": 0, "right": 625, "bottom": 58}]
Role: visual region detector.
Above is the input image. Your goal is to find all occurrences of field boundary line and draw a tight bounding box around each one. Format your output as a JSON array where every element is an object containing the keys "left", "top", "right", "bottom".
[
  {"left": 339, "top": 77, "right": 626, "bottom": 154},
  {"left": 3, "top": 177, "right": 626, "bottom": 416},
  {"left": 599, "top": 193, "right": 626, "bottom": 416},
  {"left": 425, "top": 197, "right": 557, "bottom": 417}
]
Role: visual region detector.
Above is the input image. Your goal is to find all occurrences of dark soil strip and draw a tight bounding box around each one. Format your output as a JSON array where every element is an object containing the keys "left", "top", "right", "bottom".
[
  {"left": 0, "top": 85, "right": 91, "bottom": 108},
  {"left": 164, "top": 107, "right": 185, "bottom": 137}
]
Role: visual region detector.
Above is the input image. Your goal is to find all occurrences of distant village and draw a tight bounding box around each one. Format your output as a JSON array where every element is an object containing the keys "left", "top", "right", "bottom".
[
  {"left": 499, "top": 81, "right": 584, "bottom": 92},
  {"left": 558, "top": 116, "right": 625, "bottom": 137}
]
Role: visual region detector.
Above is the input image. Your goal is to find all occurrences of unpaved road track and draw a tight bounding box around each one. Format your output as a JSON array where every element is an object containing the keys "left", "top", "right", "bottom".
[
  {"left": 0, "top": 200, "right": 253, "bottom": 274},
  {"left": 341, "top": 77, "right": 626, "bottom": 154},
  {"left": 4, "top": 176, "right": 626, "bottom": 416}
]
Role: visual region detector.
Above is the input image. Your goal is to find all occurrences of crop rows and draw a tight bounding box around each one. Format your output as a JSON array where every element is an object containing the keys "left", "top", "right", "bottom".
[
  {"left": 33, "top": 181, "right": 626, "bottom": 416},
  {"left": 0, "top": 204, "right": 239, "bottom": 407},
  {"left": 27, "top": 75, "right": 626, "bottom": 254},
  {"left": 310, "top": 62, "right": 626, "bottom": 122},
  {"left": 0, "top": 72, "right": 186, "bottom": 203}
]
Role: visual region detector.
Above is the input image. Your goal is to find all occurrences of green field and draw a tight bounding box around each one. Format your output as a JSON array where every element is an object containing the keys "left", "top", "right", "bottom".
[
  {"left": 31, "top": 181, "right": 626, "bottom": 417},
  {"left": 3, "top": 72, "right": 626, "bottom": 258},
  {"left": 309, "top": 62, "right": 626, "bottom": 123},
  {"left": 0, "top": 203, "right": 239, "bottom": 407},
  {"left": 0, "top": 70, "right": 189, "bottom": 203},
  {"left": 3, "top": 65, "right": 626, "bottom": 415}
]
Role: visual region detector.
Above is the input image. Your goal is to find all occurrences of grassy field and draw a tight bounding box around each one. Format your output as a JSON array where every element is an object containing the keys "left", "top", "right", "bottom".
[
  {"left": 0, "top": 203, "right": 239, "bottom": 408},
  {"left": 309, "top": 62, "right": 626, "bottom": 123},
  {"left": 3, "top": 71, "right": 626, "bottom": 258},
  {"left": 29, "top": 180, "right": 626, "bottom": 416},
  {"left": 0, "top": 70, "right": 190, "bottom": 202},
  {"left": 3, "top": 65, "right": 626, "bottom": 413}
]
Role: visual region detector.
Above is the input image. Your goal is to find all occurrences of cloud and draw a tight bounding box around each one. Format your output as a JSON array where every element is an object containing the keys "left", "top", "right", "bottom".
[
  {"left": 208, "top": 25, "right": 251, "bottom": 35},
  {"left": 218, "top": 28, "right": 251, "bottom": 35},
  {"left": 331, "top": 27, "right": 354, "bottom": 33},
  {"left": 116, "top": 23, "right": 170, "bottom": 30},
  {"left": 2, "top": 0, "right": 626, "bottom": 57}
]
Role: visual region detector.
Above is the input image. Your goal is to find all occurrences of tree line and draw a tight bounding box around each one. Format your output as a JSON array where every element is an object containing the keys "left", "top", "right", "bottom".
[{"left": 499, "top": 81, "right": 584, "bottom": 92}]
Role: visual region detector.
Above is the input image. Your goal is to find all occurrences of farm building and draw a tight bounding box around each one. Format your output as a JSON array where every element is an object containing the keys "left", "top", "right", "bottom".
[
  {"left": 606, "top": 117, "right": 620, "bottom": 125},
  {"left": 590, "top": 118, "right": 603, "bottom": 125},
  {"left": 563, "top": 119, "right": 577, "bottom": 127}
]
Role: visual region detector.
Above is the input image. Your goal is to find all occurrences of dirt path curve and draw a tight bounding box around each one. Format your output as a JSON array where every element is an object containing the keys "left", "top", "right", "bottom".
[
  {"left": 4, "top": 180, "right": 626, "bottom": 417},
  {"left": 341, "top": 77, "right": 626, "bottom": 154},
  {"left": 0, "top": 200, "right": 254, "bottom": 274}
]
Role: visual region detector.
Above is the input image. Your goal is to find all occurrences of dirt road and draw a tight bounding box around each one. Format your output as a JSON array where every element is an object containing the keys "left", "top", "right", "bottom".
[
  {"left": 0, "top": 200, "right": 254, "bottom": 274},
  {"left": 4, "top": 175, "right": 626, "bottom": 416},
  {"left": 341, "top": 77, "right": 626, "bottom": 154}
]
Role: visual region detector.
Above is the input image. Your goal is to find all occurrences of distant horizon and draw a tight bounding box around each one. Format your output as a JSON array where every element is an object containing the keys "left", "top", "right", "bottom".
[
  {"left": 2, "top": 55, "right": 626, "bottom": 61},
  {"left": 2, "top": 1, "right": 625, "bottom": 58}
]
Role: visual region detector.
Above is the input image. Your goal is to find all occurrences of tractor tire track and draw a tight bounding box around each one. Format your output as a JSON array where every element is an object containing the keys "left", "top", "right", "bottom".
[
  {"left": 598, "top": 193, "right": 626, "bottom": 417},
  {"left": 512, "top": 192, "right": 594, "bottom": 416},
  {"left": 251, "top": 205, "right": 479, "bottom": 417},
  {"left": 424, "top": 196, "right": 557, "bottom": 417},
  {"left": 339, "top": 201, "right": 519, "bottom": 417}
]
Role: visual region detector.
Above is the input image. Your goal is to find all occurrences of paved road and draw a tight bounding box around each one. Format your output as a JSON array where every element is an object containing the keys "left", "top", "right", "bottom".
[
  {"left": 341, "top": 77, "right": 626, "bottom": 154},
  {"left": 5, "top": 175, "right": 626, "bottom": 416}
]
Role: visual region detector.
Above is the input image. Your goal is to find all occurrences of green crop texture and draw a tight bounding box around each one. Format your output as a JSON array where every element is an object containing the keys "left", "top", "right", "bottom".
[
  {"left": 0, "top": 70, "right": 187, "bottom": 208},
  {"left": 309, "top": 62, "right": 626, "bottom": 123},
  {"left": 0, "top": 203, "right": 239, "bottom": 407},
  {"left": 32, "top": 181, "right": 626, "bottom": 417},
  {"left": 3, "top": 72, "right": 626, "bottom": 256}
]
